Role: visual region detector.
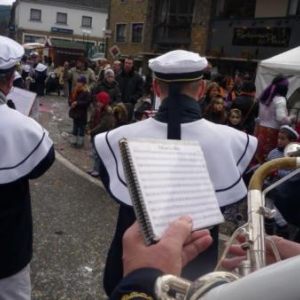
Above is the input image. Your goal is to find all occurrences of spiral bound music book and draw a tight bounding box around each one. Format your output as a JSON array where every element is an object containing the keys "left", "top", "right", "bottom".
[{"left": 119, "top": 138, "right": 224, "bottom": 245}]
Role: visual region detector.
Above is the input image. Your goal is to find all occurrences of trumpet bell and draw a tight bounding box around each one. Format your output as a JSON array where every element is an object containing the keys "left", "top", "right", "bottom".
[{"left": 284, "top": 142, "right": 300, "bottom": 157}]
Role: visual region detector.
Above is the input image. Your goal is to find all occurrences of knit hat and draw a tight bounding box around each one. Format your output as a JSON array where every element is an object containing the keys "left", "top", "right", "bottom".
[
  {"left": 77, "top": 74, "right": 87, "bottom": 84},
  {"left": 104, "top": 68, "right": 114, "bottom": 78},
  {"left": 96, "top": 91, "right": 109, "bottom": 106}
]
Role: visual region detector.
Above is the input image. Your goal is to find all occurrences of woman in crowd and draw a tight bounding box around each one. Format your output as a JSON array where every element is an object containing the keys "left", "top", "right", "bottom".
[
  {"left": 219, "top": 76, "right": 236, "bottom": 109},
  {"left": 199, "top": 82, "right": 221, "bottom": 116},
  {"left": 68, "top": 75, "right": 91, "bottom": 148},
  {"left": 255, "top": 75, "right": 296, "bottom": 164},
  {"left": 92, "top": 69, "right": 121, "bottom": 107},
  {"left": 231, "top": 80, "right": 259, "bottom": 135},
  {"left": 202, "top": 96, "right": 227, "bottom": 124}
]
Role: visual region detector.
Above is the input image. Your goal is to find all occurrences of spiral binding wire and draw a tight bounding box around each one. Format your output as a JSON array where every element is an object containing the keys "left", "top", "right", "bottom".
[{"left": 119, "top": 138, "right": 156, "bottom": 245}]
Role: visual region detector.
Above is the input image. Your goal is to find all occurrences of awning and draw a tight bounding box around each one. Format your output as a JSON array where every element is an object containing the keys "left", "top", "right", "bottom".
[
  {"left": 50, "top": 39, "right": 86, "bottom": 51},
  {"left": 206, "top": 56, "right": 259, "bottom": 63},
  {"left": 22, "top": 43, "right": 44, "bottom": 50}
]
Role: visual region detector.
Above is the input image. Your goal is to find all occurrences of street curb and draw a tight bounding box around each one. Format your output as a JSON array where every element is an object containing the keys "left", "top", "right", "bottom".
[{"left": 55, "top": 150, "right": 105, "bottom": 190}]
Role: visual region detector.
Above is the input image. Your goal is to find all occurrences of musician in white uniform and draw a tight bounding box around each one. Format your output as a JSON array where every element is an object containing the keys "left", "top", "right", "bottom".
[
  {"left": 94, "top": 50, "right": 257, "bottom": 296},
  {"left": 0, "top": 36, "right": 55, "bottom": 300}
]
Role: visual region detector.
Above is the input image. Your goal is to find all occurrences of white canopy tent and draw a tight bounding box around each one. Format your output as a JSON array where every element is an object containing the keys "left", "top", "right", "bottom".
[{"left": 255, "top": 46, "right": 300, "bottom": 100}]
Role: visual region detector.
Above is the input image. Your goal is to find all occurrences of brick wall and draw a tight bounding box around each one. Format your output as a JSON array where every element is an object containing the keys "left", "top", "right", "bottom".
[
  {"left": 107, "top": 0, "right": 148, "bottom": 62},
  {"left": 191, "top": 0, "right": 212, "bottom": 55}
]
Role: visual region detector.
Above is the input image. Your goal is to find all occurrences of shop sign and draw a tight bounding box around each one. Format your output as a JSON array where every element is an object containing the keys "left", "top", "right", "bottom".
[
  {"left": 51, "top": 27, "right": 74, "bottom": 34},
  {"left": 232, "top": 27, "right": 291, "bottom": 47}
]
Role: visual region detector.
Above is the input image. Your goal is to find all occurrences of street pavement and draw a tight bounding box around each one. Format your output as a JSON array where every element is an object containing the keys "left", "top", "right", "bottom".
[
  {"left": 31, "top": 94, "right": 118, "bottom": 299},
  {"left": 30, "top": 94, "right": 234, "bottom": 299}
]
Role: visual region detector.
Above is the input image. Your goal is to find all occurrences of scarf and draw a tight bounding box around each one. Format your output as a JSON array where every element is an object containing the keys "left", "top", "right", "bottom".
[
  {"left": 70, "top": 85, "right": 88, "bottom": 103},
  {"left": 240, "top": 91, "right": 256, "bottom": 98}
]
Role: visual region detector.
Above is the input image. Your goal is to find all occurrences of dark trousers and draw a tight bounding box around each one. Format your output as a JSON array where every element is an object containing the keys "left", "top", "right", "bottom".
[
  {"left": 103, "top": 205, "right": 219, "bottom": 296},
  {"left": 72, "top": 119, "right": 85, "bottom": 137}
]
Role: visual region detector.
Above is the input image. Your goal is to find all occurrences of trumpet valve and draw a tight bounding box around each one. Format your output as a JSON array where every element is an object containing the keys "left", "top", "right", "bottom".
[{"left": 263, "top": 207, "right": 276, "bottom": 219}]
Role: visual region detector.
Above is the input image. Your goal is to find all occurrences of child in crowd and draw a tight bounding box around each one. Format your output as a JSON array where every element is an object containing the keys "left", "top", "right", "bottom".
[
  {"left": 113, "top": 102, "right": 133, "bottom": 128},
  {"left": 68, "top": 75, "right": 91, "bottom": 148},
  {"left": 227, "top": 108, "right": 244, "bottom": 131},
  {"left": 86, "top": 91, "right": 114, "bottom": 177},
  {"left": 264, "top": 125, "right": 299, "bottom": 238},
  {"left": 202, "top": 96, "right": 227, "bottom": 124}
]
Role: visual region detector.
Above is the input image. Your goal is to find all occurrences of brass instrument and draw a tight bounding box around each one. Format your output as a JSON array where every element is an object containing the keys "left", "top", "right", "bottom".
[{"left": 156, "top": 143, "right": 300, "bottom": 299}]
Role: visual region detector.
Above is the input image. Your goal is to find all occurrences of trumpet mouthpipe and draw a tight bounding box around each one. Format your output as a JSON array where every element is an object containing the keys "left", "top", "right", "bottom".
[{"left": 249, "top": 157, "right": 299, "bottom": 191}]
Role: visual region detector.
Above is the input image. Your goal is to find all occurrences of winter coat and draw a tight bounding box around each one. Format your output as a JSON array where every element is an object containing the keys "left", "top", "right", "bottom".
[
  {"left": 88, "top": 106, "right": 114, "bottom": 139},
  {"left": 92, "top": 80, "right": 121, "bottom": 107},
  {"left": 68, "top": 90, "right": 92, "bottom": 123},
  {"left": 115, "top": 69, "right": 143, "bottom": 106}
]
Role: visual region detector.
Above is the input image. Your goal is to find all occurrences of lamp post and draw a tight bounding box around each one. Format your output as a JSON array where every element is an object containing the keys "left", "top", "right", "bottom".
[{"left": 82, "top": 29, "right": 91, "bottom": 57}]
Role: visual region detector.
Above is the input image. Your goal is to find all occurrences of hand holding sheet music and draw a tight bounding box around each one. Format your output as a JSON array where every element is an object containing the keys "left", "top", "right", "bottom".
[{"left": 119, "top": 138, "right": 224, "bottom": 245}]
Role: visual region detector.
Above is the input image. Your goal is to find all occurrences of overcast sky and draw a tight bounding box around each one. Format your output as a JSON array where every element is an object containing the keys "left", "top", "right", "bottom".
[{"left": 1, "top": 0, "right": 15, "bottom": 5}]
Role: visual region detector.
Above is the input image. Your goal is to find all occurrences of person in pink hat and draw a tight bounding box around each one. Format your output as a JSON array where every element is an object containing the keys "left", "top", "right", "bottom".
[{"left": 86, "top": 91, "right": 114, "bottom": 177}]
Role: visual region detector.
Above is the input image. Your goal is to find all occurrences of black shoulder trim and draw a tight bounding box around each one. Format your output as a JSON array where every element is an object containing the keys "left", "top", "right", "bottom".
[
  {"left": 0, "top": 130, "right": 46, "bottom": 170},
  {"left": 237, "top": 133, "right": 250, "bottom": 166}
]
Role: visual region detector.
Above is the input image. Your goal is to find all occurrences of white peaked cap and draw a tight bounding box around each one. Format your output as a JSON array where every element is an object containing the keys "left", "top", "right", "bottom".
[
  {"left": 35, "top": 63, "right": 47, "bottom": 72},
  {"left": 23, "top": 64, "right": 31, "bottom": 72},
  {"left": 0, "top": 36, "right": 24, "bottom": 72},
  {"left": 149, "top": 50, "right": 208, "bottom": 82},
  {"left": 280, "top": 125, "right": 299, "bottom": 140},
  {"left": 30, "top": 51, "right": 39, "bottom": 57}
]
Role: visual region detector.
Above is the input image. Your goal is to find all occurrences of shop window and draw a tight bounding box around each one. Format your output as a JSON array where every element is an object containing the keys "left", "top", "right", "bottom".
[
  {"left": 57, "top": 12, "right": 67, "bottom": 25},
  {"left": 131, "top": 23, "right": 143, "bottom": 43},
  {"left": 115, "top": 23, "right": 126, "bottom": 43},
  {"left": 289, "top": 0, "right": 300, "bottom": 15},
  {"left": 24, "top": 35, "right": 45, "bottom": 44},
  {"left": 82, "top": 16, "right": 92, "bottom": 28},
  {"left": 30, "top": 9, "right": 41, "bottom": 21},
  {"left": 216, "top": 0, "right": 256, "bottom": 18},
  {"left": 155, "top": 0, "right": 194, "bottom": 43}
]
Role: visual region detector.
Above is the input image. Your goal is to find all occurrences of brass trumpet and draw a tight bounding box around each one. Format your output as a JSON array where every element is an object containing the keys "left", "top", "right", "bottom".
[{"left": 156, "top": 143, "right": 300, "bottom": 299}]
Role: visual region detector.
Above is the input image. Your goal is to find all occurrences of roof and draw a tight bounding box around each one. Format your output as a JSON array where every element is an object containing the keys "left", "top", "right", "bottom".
[
  {"left": 19, "top": 0, "right": 109, "bottom": 11},
  {"left": 260, "top": 46, "right": 300, "bottom": 72},
  {"left": 255, "top": 46, "right": 300, "bottom": 98},
  {"left": 50, "top": 39, "right": 87, "bottom": 51}
]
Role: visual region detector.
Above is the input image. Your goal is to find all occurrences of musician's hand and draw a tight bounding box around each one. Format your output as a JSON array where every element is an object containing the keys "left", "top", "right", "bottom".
[
  {"left": 221, "top": 235, "right": 300, "bottom": 270},
  {"left": 122, "top": 216, "right": 213, "bottom": 277}
]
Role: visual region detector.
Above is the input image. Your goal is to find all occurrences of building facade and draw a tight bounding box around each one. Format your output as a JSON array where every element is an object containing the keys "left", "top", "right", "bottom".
[
  {"left": 107, "top": 0, "right": 300, "bottom": 76},
  {"left": 8, "top": 0, "right": 108, "bottom": 65}
]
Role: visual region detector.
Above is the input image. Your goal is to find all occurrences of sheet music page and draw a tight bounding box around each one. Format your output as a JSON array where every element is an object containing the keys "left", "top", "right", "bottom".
[
  {"left": 7, "top": 87, "right": 36, "bottom": 116},
  {"left": 127, "top": 139, "right": 224, "bottom": 238}
]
